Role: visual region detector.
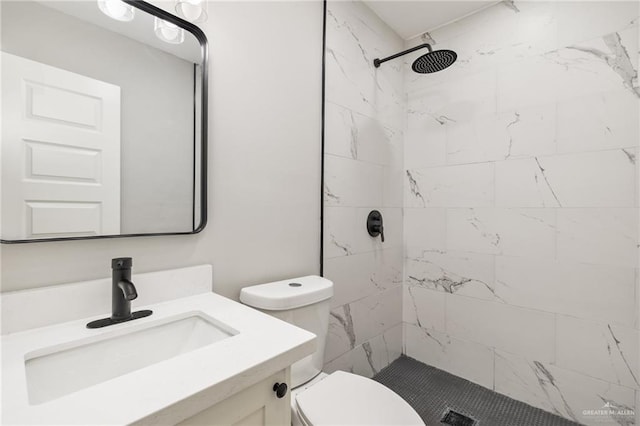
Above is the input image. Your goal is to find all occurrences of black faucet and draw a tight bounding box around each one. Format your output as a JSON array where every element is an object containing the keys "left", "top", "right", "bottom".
[
  {"left": 112, "top": 257, "right": 137, "bottom": 320},
  {"left": 86, "top": 257, "right": 153, "bottom": 329}
]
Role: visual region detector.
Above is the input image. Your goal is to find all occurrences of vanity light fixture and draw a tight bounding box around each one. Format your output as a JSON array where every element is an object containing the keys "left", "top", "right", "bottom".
[
  {"left": 154, "top": 17, "right": 185, "bottom": 44},
  {"left": 97, "top": 0, "right": 135, "bottom": 22},
  {"left": 175, "top": 0, "right": 208, "bottom": 23}
]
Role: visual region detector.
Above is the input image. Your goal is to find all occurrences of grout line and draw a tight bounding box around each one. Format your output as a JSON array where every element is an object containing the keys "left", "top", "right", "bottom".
[
  {"left": 492, "top": 347, "right": 496, "bottom": 391},
  {"left": 552, "top": 312, "right": 558, "bottom": 365}
]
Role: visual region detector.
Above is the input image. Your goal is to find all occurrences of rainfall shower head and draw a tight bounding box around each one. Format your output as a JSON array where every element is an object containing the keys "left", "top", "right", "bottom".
[
  {"left": 412, "top": 49, "right": 457, "bottom": 73},
  {"left": 373, "top": 43, "right": 457, "bottom": 74}
]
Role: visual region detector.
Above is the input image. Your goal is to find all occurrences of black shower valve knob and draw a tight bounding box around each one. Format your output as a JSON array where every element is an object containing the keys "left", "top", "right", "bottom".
[{"left": 367, "top": 210, "right": 385, "bottom": 243}]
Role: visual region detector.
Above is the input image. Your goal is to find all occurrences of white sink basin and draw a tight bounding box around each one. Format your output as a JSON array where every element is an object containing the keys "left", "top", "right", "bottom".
[{"left": 24, "top": 311, "right": 237, "bottom": 405}]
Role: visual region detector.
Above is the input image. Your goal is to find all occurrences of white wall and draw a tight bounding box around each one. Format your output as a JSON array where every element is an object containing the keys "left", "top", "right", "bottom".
[
  {"left": 0, "top": 0, "right": 323, "bottom": 300},
  {"left": 322, "top": 0, "right": 404, "bottom": 377},
  {"left": 401, "top": 2, "right": 639, "bottom": 425}
]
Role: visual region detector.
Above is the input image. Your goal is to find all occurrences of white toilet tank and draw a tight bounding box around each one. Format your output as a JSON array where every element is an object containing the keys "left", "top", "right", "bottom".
[{"left": 239, "top": 276, "right": 333, "bottom": 388}]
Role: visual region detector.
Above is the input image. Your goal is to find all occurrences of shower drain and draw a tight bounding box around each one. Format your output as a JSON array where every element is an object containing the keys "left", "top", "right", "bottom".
[{"left": 441, "top": 408, "right": 478, "bottom": 426}]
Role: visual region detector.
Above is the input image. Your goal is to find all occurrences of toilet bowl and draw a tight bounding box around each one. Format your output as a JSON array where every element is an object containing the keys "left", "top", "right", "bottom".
[{"left": 240, "top": 276, "right": 424, "bottom": 426}]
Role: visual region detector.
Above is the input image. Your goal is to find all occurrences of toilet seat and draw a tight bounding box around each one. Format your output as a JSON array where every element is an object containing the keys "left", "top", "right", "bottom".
[{"left": 294, "top": 371, "right": 424, "bottom": 425}]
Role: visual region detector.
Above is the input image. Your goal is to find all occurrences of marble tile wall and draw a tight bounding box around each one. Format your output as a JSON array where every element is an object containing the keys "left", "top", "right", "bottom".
[
  {"left": 402, "top": 2, "right": 640, "bottom": 425},
  {"left": 322, "top": 0, "right": 405, "bottom": 377}
]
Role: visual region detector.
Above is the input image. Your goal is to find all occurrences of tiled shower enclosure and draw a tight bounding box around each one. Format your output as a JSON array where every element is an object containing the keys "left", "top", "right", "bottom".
[{"left": 322, "top": 1, "right": 640, "bottom": 425}]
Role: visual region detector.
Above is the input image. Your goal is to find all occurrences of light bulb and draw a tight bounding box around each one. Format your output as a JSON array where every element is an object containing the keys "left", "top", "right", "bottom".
[
  {"left": 154, "top": 18, "right": 185, "bottom": 44},
  {"left": 175, "top": 0, "right": 207, "bottom": 23},
  {"left": 97, "top": 0, "right": 134, "bottom": 22}
]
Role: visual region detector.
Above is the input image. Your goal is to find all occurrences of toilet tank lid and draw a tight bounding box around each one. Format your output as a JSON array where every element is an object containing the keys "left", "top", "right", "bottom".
[{"left": 240, "top": 276, "right": 333, "bottom": 310}]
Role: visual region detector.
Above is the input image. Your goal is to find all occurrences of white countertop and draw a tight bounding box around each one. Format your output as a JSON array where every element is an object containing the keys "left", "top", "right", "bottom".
[{"left": 1, "top": 292, "right": 316, "bottom": 425}]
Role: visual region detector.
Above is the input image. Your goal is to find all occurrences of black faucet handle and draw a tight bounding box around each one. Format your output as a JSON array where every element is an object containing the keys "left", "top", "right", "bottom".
[{"left": 112, "top": 257, "right": 133, "bottom": 269}]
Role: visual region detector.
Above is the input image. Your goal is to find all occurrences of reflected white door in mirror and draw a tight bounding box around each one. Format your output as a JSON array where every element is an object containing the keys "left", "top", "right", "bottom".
[{"left": 2, "top": 52, "right": 121, "bottom": 239}]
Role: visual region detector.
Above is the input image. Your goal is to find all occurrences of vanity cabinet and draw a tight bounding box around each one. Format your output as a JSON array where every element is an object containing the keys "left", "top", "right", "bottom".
[{"left": 177, "top": 369, "right": 291, "bottom": 426}]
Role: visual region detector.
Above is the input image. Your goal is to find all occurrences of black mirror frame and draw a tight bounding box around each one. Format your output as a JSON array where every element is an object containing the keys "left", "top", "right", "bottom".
[{"left": 1, "top": 0, "right": 208, "bottom": 244}]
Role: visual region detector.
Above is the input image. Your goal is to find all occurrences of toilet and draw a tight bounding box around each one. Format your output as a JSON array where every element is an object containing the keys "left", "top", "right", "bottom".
[{"left": 240, "top": 276, "right": 424, "bottom": 426}]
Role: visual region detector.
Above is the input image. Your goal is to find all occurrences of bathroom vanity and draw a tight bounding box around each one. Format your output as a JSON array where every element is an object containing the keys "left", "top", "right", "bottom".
[{"left": 1, "top": 265, "right": 316, "bottom": 425}]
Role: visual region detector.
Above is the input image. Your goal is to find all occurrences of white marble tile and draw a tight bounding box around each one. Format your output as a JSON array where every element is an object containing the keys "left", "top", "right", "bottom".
[
  {"left": 323, "top": 207, "right": 358, "bottom": 259},
  {"left": 545, "top": 34, "right": 640, "bottom": 102},
  {"left": 350, "top": 284, "right": 402, "bottom": 347},
  {"left": 404, "top": 208, "right": 447, "bottom": 251},
  {"left": 407, "top": 69, "right": 498, "bottom": 124},
  {"left": 365, "top": 323, "right": 403, "bottom": 376},
  {"left": 402, "top": 284, "right": 446, "bottom": 331},
  {"left": 407, "top": 24, "right": 541, "bottom": 94},
  {"left": 326, "top": 304, "right": 355, "bottom": 363},
  {"left": 404, "top": 163, "right": 494, "bottom": 208},
  {"left": 325, "top": 102, "right": 358, "bottom": 161},
  {"left": 326, "top": 47, "right": 373, "bottom": 119},
  {"left": 556, "top": 316, "right": 639, "bottom": 390},
  {"left": 617, "top": 24, "right": 639, "bottom": 75},
  {"left": 498, "top": 104, "right": 557, "bottom": 159},
  {"left": 325, "top": 253, "right": 375, "bottom": 309},
  {"left": 325, "top": 323, "right": 402, "bottom": 378},
  {"left": 404, "top": 323, "right": 494, "bottom": 389},
  {"left": 323, "top": 0, "right": 405, "bottom": 379},
  {"left": 495, "top": 256, "right": 636, "bottom": 327},
  {"left": 497, "top": 38, "right": 637, "bottom": 112},
  {"left": 497, "top": 150, "right": 636, "bottom": 208},
  {"left": 324, "top": 154, "right": 383, "bottom": 207},
  {"left": 445, "top": 295, "right": 556, "bottom": 362},
  {"left": 497, "top": 54, "right": 567, "bottom": 112},
  {"left": 406, "top": 96, "right": 455, "bottom": 134},
  {"left": 405, "top": 116, "right": 447, "bottom": 169},
  {"left": 445, "top": 115, "right": 509, "bottom": 165},
  {"left": 446, "top": 208, "right": 557, "bottom": 258},
  {"left": 494, "top": 349, "right": 637, "bottom": 426},
  {"left": 326, "top": 0, "right": 403, "bottom": 73},
  {"left": 326, "top": 48, "right": 404, "bottom": 131},
  {"left": 324, "top": 287, "right": 402, "bottom": 376},
  {"left": 327, "top": 0, "right": 406, "bottom": 100},
  {"left": 556, "top": 1, "right": 639, "bottom": 48},
  {"left": 369, "top": 247, "right": 404, "bottom": 291},
  {"left": 557, "top": 208, "right": 639, "bottom": 267},
  {"left": 637, "top": 269, "right": 640, "bottom": 330},
  {"left": 495, "top": 159, "right": 562, "bottom": 208},
  {"left": 325, "top": 102, "right": 403, "bottom": 166},
  {"left": 536, "top": 150, "right": 636, "bottom": 208},
  {"left": 323, "top": 343, "right": 372, "bottom": 377},
  {"left": 443, "top": 104, "right": 557, "bottom": 167},
  {"left": 466, "top": 1, "right": 558, "bottom": 59},
  {"left": 636, "top": 149, "right": 640, "bottom": 209},
  {"left": 557, "top": 90, "right": 640, "bottom": 154},
  {"left": 405, "top": 248, "right": 498, "bottom": 302},
  {"left": 382, "top": 163, "right": 405, "bottom": 208},
  {"left": 406, "top": 2, "right": 558, "bottom": 90},
  {"left": 382, "top": 323, "right": 403, "bottom": 366},
  {"left": 324, "top": 247, "right": 402, "bottom": 308}
]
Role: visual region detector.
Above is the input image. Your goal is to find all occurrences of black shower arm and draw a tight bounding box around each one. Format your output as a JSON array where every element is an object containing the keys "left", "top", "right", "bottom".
[{"left": 373, "top": 43, "right": 433, "bottom": 68}]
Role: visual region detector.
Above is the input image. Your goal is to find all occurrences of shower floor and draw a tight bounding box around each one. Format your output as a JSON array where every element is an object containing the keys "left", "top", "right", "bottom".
[{"left": 373, "top": 356, "right": 582, "bottom": 426}]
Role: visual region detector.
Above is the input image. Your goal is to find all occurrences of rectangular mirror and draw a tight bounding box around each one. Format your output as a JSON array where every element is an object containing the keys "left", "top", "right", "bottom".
[{"left": 0, "top": 0, "right": 207, "bottom": 243}]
